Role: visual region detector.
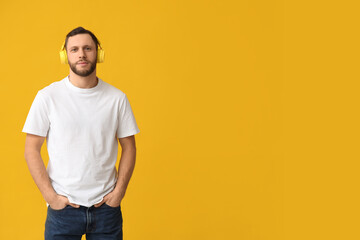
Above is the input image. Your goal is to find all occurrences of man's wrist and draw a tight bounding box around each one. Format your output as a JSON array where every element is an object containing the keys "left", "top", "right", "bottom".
[
  {"left": 113, "top": 187, "right": 125, "bottom": 199},
  {"left": 45, "top": 191, "right": 58, "bottom": 204}
]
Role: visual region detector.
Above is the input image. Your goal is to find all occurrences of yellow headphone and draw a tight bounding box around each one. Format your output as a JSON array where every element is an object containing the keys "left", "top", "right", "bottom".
[{"left": 59, "top": 40, "right": 105, "bottom": 64}]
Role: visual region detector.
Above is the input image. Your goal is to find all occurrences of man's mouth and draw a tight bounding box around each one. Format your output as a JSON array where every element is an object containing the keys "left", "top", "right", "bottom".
[{"left": 77, "top": 61, "right": 88, "bottom": 65}]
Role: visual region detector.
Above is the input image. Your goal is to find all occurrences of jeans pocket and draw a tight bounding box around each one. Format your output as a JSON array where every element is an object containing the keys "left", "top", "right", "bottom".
[
  {"left": 103, "top": 203, "right": 120, "bottom": 209},
  {"left": 48, "top": 204, "right": 69, "bottom": 211}
]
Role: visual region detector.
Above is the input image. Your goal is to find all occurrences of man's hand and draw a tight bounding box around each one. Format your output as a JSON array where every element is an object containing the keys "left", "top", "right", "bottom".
[
  {"left": 94, "top": 190, "right": 123, "bottom": 208},
  {"left": 49, "top": 194, "right": 80, "bottom": 210}
]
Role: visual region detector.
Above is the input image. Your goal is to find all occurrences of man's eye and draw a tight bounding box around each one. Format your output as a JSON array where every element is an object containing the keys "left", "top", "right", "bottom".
[
  {"left": 86, "top": 47, "right": 91, "bottom": 50},
  {"left": 71, "top": 49, "right": 76, "bottom": 52}
]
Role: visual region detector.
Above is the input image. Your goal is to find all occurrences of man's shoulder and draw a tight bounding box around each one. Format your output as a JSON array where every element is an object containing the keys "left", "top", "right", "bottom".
[
  {"left": 100, "top": 79, "right": 127, "bottom": 99},
  {"left": 37, "top": 77, "right": 66, "bottom": 97}
]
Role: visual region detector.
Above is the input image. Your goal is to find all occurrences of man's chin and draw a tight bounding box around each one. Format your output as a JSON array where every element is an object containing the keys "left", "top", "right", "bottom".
[
  {"left": 76, "top": 72, "right": 94, "bottom": 77},
  {"left": 70, "top": 64, "right": 96, "bottom": 77}
]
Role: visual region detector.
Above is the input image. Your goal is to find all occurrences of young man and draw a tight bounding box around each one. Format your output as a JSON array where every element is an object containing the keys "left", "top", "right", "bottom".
[{"left": 22, "top": 27, "right": 140, "bottom": 240}]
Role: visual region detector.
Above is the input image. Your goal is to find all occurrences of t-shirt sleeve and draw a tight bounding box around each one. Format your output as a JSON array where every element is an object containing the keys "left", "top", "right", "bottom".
[
  {"left": 116, "top": 94, "right": 140, "bottom": 138},
  {"left": 22, "top": 91, "right": 50, "bottom": 137}
]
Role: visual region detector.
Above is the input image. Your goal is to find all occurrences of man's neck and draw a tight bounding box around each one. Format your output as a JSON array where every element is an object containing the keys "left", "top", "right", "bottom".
[{"left": 68, "top": 71, "right": 98, "bottom": 89}]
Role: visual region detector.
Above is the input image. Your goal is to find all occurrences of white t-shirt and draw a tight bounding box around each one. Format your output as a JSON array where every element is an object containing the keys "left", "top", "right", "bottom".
[{"left": 22, "top": 76, "right": 140, "bottom": 207}]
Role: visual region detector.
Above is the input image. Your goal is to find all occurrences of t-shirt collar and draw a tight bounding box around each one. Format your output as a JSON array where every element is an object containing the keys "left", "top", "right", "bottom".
[{"left": 64, "top": 75, "right": 102, "bottom": 93}]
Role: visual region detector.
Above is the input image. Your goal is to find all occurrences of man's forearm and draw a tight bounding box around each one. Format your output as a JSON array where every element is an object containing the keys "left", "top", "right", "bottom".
[
  {"left": 113, "top": 147, "right": 136, "bottom": 199},
  {"left": 24, "top": 150, "right": 57, "bottom": 204}
]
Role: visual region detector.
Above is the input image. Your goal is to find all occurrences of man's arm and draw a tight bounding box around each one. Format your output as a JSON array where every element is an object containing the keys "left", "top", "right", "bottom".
[
  {"left": 24, "top": 134, "right": 58, "bottom": 204},
  {"left": 113, "top": 135, "right": 137, "bottom": 201},
  {"left": 24, "top": 134, "right": 79, "bottom": 209},
  {"left": 93, "top": 134, "right": 137, "bottom": 208}
]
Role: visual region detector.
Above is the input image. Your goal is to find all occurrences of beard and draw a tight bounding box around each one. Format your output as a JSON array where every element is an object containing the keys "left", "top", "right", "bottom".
[{"left": 69, "top": 59, "right": 96, "bottom": 77}]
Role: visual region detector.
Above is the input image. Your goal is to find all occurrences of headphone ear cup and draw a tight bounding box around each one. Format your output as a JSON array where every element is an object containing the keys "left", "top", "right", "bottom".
[
  {"left": 97, "top": 48, "right": 105, "bottom": 63},
  {"left": 59, "top": 49, "right": 68, "bottom": 64}
]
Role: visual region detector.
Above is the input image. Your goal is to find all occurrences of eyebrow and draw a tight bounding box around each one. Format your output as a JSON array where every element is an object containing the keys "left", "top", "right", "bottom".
[{"left": 69, "top": 45, "right": 93, "bottom": 49}]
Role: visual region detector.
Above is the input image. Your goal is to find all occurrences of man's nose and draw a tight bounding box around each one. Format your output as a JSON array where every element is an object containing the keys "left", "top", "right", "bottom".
[{"left": 78, "top": 49, "right": 86, "bottom": 58}]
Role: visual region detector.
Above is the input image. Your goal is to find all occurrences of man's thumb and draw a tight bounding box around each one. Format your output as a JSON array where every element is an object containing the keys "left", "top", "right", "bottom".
[
  {"left": 68, "top": 202, "right": 80, "bottom": 208},
  {"left": 94, "top": 200, "right": 105, "bottom": 208}
]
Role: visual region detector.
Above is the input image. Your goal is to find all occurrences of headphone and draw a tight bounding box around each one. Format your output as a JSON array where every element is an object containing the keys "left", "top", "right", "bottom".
[{"left": 59, "top": 40, "right": 105, "bottom": 64}]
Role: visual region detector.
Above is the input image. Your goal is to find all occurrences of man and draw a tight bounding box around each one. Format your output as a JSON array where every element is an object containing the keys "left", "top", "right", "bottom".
[{"left": 22, "top": 26, "right": 140, "bottom": 240}]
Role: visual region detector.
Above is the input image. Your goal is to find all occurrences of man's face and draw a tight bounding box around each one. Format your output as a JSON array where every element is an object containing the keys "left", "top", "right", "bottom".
[{"left": 66, "top": 34, "right": 97, "bottom": 77}]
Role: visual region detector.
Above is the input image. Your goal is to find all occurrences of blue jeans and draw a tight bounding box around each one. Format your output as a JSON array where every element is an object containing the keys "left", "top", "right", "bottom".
[{"left": 45, "top": 203, "right": 123, "bottom": 240}]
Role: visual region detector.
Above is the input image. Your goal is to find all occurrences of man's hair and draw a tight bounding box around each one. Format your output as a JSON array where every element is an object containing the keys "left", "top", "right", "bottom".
[{"left": 65, "top": 26, "right": 100, "bottom": 51}]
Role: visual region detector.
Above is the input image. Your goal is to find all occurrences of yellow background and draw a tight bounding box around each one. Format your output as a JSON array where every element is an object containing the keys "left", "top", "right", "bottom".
[{"left": 1, "top": 0, "right": 358, "bottom": 239}]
